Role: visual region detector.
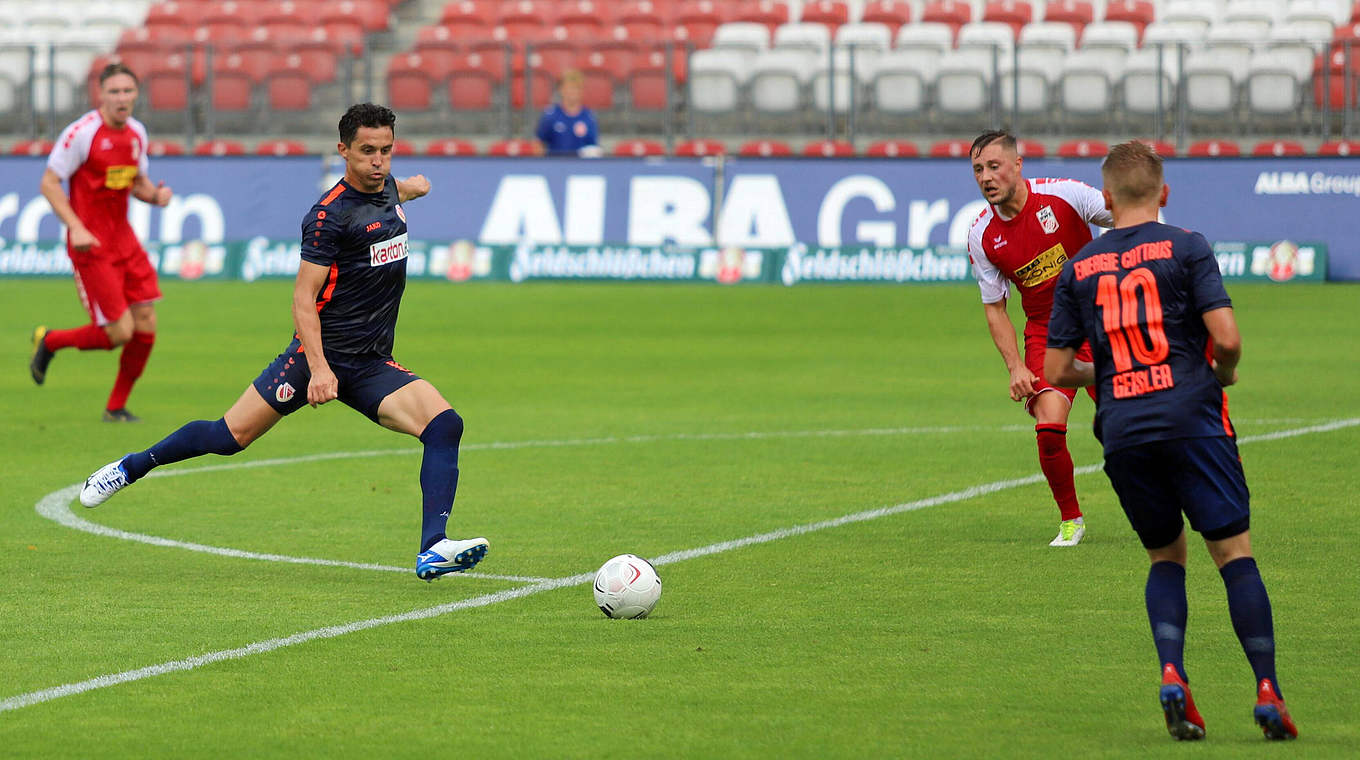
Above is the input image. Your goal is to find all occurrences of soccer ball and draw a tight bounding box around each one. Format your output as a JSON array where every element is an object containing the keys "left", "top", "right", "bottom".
[{"left": 593, "top": 554, "right": 662, "bottom": 619}]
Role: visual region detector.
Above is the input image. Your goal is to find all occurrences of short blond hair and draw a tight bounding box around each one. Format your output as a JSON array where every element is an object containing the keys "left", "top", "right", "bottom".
[
  {"left": 1101, "top": 141, "right": 1164, "bottom": 205},
  {"left": 560, "top": 69, "right": 584, "bottom": 88}
]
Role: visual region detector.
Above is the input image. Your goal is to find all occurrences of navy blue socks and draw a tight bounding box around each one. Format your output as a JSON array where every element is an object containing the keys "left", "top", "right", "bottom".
[
  {"left": 1220, "top": 556, "right": 1280, "bottom": 697},
  {"left": 418, "top": 409, "right": 464, "bottom": 552},
  {"left": 1146, "top": 560, "right": 1189, "bottom": 682},
  {"left": 123, "top": 418, "right": 243, "bottom": 482}
]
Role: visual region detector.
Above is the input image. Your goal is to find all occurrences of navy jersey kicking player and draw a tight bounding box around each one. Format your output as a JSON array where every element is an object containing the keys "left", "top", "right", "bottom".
[
  {"left": 80, "top": 103, "right": 488, "bottom": 581},
  {"left": 1045, "top": 141, "right": 1296, "bottom": 741}
]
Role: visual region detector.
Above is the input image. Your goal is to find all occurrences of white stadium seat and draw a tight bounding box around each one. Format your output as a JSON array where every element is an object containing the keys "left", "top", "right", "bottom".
[
  {"left": 1204, "top": 22, "right": 1271, "bottom": 57},
  {"left": 935, "top": 48, "right": 997, "bottom": 116},
  {"left": 1141, "top": 22, "right": 1201, "bottom": 56},
  {"left": 1018, "top": 22, "right": 1078, "bottom": 54},
  {"left": 834, "top": 22, "right": 893, "bottom": 63},
  {"left": 811, "top": 50, "right": 858, "bottom": 112},
  {"left": 1059, "top": 48, "right": 1124, "bottom": 121},
  {"left": 1183, "top": 48, "right": 1251, "bottom": 116},
  {"left": 1246, "top": 49, "right": 1309, "bottom": 118},
  {"left": 1121, "top": 47, "right": 1181, "bottom": 118},
  {"left": 773, "top": 23, "right": 832, "bottom": 56},
  {"left": 957, "top": 21, "right": 1016, "bottom": 54},
  {"left": 1223, "top": 0, "right": 1281, "bottom": 37},
  {"left": 999, "top": 49, "right": 1064, "bottom": 115},
  {"left": 749, "top": 49, "right": 817, "bottom": 115},
  {"left": 1079, "top": 22, "right": 1139, "bottom": 55},
  {"left": 1160, "top": 1, "right": 1220, "bottom": 34},
  {"left": 688, "top": 49, "right": 749, "bottom": 114},
  {"left": 710, "top": 22, "right": 771, "bottom": 59},
  {"left": 870, "top": 50, "right": 938, "bottom": 116},
  {"left": 895, "top": 22, "right": 955, "bottom": 54}
]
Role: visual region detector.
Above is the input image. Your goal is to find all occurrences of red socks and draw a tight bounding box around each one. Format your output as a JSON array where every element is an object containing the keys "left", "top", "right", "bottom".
[
  {"left": 107, "top": 331, "right": 155, "bottom": 411},
  {"left": 1036, "top": 423, "right": 1083, "bottom": 521},
  {"left": 43, "top": 324, "right": 113, "bottom": 351}
]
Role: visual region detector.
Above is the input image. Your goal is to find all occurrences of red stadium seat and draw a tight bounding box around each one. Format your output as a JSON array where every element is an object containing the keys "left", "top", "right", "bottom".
[
  {"left": 580, "top": 65, "right": 617, "bottom": 109},
  {"left": 800, "top": 1, "right": 850, "bottom": 32},
  {"left": 921, "top": 1, "right": 973, "bottom": 35},
  {"left": 10, "top": 139, "right": 55, "bottom": 156},
  {"left": 144, "top": 1, "right": 199, "bottom": 34},
  {"left": 387, "top": 53, "right": 437, "bottom": 111},
  {"left": 147, "top": 139, "right": 185, "bottom": 156},
  {"left": 259, "top": 2, "right": 310, "bottom": 41},
  {"left": 618, "top": 1, "right": 668, "bottom": 40},
  {"left": 145, "top": 54, "right": 193, "bottom": 112},
  {"left": 1015, "top": 138, "right": 1046, "bottom": 157},
  {"left": 1043, "top": 1, "right": 1092, "bottom": 40},
  {"left": 193, "top": 139, "right": 247, "bottom": 155},
  {"left": 265, "top": 55, "right": 314, "bottom": 111},
  {"left": 928, "top": 138, "right": 972, "bottom": 157},
  {"left": 318, "top": 7, "right": 367, "bottom": 43},
  {"left": 1252, "top": 140, "right": 1305, "bottom": 157},
  {"left": 391, "top": 139, "right": 417, "bottom": 155},
  {"left": 864, "top": 139, "right": 920, "bottom": 157},
  {"left": 199, "top": 2, "right": 252, "bottom": 44},
  {"left": 674, "top": 138, "right": 726, "bottom": 156},
  {"left": 1057, "top": 138, "right": 1108, "bottom": 157},
  {"left": 332, "top": 0, "right": 391, "bottom": 33},
  {"left": 1354, "top": 1, "right": 1360, "bottom": 24},
  {"left": 1186, "top": 139, "right": 1241, "bottom": 157},
  {"left": 426, "top": 137, "right": 478, "bottom": 155},
  {"left": 802, "top": 139, "right": 855, "bottom": 157},
  {"left": 736, "top": 0, "right": 790, "bottom": 36},
  {"left": 115, "top": 28, "right": 192, "bottom": 81},
  {"left": 1318, "top": 139, "right": 1360, "bottom": 155},
  {"left": 440, "top": 0, "right": 499, "bottom": 35},
  {"left": 231, "top": 29, "right": 288, "bottom": 82},
  {"left": 496, "top": 0, "right": 552, "bottom": 39},
  {"left": 447, "top": 53, "right": 500, "bottom": 111},
  {"left": 738, "top": 139, "right": 793, "bottom": 156},
  {"left": 510, "top": 69, "right": 556, "bottom": 109},
  {"left": 487, "top": 138, "right": 542, "bottom": 156},
  {"left": 558, "top": 0, "right": 612, "bottom": 38},
  {"left": 293, "top": 33, "right": 342, "bottom": 83},
  {"left": 613, "top": 138, "right": 667, "bottom": 156},
  {"left": 1313, "top": 48, "right": 1360, "bottom": 111},
  {"left": 675, "top": 1, "right": 726, "bottom": 48},
  {"left": 627, "top": 65, "right": 671, "bottom": 112},
  {"left": 530, "top": 40, "right": 582, "bottom": 79},
  {"left": 859, "top": 1, "right": 914, "bottom": 34},
  {"left": 1137, "top": 138, "right": 1176, "bottom": 157},
  {"left": 1102, "top": 1, "right": 1154, "bottom": 40},
  {"left": 983, "top": 1, "right": 1034, "bottom": 37},
  {"left": 256, "top": 139, "right": 308, "bottom": 155},
  {"left": 209, "top": 53, "right": 257, "bottom": 113},
  {"left": 584, "top": 39, "right": 643, "bottom": 82}
]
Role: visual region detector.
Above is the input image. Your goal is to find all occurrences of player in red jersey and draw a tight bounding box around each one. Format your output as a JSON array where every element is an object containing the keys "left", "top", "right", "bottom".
[
  {"left": 966, "top": 130, "right": 1112, "bottom": 546},
  {"left": 29, "top": 63, "right": 173, "bottom": 422}
]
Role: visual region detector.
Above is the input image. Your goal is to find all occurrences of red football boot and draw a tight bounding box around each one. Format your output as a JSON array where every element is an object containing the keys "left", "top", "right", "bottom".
[
  {"left": 1159, "top": 663, "right": 1206, "bottom": 740},
  {"left": 1253, "top": 678, "right": 1298, "bottom": 740}
]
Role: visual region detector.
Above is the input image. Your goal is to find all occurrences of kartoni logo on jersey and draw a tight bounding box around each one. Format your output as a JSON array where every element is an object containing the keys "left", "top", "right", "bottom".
[
  {"left": 370, "top": 232, "right": 409, "bottom": 266},
  {"left": 1037, "top": 205, "right": 1060, "bottom": 234}
]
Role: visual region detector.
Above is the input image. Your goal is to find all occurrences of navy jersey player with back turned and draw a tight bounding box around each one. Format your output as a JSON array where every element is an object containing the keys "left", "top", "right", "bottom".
[
  {"left": 79, "top": 103, "right": 490, "bottom": 582},
  {"left": 1045, "top": 141, "right": 1297, "bottom": 742}
]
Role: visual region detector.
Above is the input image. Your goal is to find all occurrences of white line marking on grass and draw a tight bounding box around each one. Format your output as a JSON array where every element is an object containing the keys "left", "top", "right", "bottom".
[
  {"left": 10, "top": 418, "right": 1356, "bottom": 715},
  {"left": 34, "top": 486, "right": 548, "bottom": 584}
]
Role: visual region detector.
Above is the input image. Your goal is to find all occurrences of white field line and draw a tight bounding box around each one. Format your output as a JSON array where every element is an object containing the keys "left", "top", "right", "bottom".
[
  {"left": 35, "top": 424, "right": 1037, "bottom": 584},
  {"left": 7, "top": 418, "right": 1355, "bottom": 715}
]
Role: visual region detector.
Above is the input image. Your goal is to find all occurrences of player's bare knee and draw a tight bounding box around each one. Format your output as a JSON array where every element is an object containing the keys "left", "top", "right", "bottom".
[{"left": 104, "top": 321, "right": 134, "bottom": 346}]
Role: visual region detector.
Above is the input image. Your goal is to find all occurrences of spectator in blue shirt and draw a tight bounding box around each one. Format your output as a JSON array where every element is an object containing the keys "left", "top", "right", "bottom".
[{"left": 535, "top": 69, "right": 599, "bottom": 157}]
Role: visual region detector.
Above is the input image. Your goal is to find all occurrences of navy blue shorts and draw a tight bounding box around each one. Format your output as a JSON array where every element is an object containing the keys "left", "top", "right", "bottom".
[
  {"left": 1103, "top": 436, "right": 1251, "bottom": 549},
  {"left": 252, "top": 338, "right": 421, "bottom": 424}
]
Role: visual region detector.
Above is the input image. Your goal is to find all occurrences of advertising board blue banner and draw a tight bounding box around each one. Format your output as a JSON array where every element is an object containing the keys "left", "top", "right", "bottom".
[{"left": 1, "top": 155, "right": 1354, "bottom": 280}]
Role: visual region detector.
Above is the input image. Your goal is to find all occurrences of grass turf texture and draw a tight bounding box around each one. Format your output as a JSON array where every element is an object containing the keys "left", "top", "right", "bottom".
[{"left": 1, "top": 280, "right": 1356, "bottom": 758}]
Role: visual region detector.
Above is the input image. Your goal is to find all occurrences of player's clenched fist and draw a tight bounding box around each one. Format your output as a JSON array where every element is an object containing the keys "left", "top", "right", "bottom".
[{"left": 308, "top": 367, "right": 339, "bottom": 407}]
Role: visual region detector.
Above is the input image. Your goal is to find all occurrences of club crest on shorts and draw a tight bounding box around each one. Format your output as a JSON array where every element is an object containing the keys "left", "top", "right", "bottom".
[
  {"left": 395, "top": 203, "right": 406, "bottom": 223},
  {"left": 276, "top": 382, "right": 296, "bottom": 403},
  {"left": 1037, "top": 205, "right": 1060, "bottom": 234}
]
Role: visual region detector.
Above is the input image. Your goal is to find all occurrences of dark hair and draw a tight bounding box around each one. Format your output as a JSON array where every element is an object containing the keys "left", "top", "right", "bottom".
[
  {"left": 970, "top": 130, "right": 1017, "bottom": 158},
  {"left": 338, "top": 103, "right": 397, "bottom": 146},
  {"left": 99, "top": 62, "right": 139, "bottom": 86}
]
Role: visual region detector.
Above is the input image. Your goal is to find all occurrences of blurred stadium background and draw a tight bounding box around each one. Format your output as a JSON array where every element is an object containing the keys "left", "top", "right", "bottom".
[{"left": 3, "top": 0, "right": 1360, "bottom": 157}]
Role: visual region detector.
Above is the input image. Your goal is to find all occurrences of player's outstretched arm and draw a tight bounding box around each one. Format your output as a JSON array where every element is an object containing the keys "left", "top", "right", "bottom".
[
  {"left": 132, "top": 174, "right": 173, "bottom": 207},
  {"left": 982, "top": 299, "right": 1035, "bottom": 401},
  {"left": 293, "top": 261, "right": 339, "bottom": 407},
  {"left": 396, "top": 175, "right": 430, "bottom": 202},
  {"left": 1202, "top": 307, "right": 1242, "bottom": 386}
]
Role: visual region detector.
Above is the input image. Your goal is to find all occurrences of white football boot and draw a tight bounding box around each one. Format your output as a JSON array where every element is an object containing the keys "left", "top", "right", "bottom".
[
  {"left": 1049, "top": 518, "right": 1086, "bottom": 547},
  {"left": 80, "top": 458, "right": 131, "bottom": 507},
  {"left": 416, "top": 537, "right": 490, "bottom": 581}
]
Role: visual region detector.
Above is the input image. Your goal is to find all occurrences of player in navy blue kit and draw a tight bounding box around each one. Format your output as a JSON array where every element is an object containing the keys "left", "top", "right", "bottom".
[
  {"left": 79, "top": 104, "right": 489, "bottom": 581},
  {"left": 1045, "top": 141, "right": 1297, "bottom": 741}
]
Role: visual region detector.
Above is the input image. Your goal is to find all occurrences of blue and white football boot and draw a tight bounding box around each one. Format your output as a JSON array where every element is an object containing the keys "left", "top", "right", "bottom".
[
  {"left": 416, "top": 537, "right": 490, "bottom": 581},
  {"left": 80, "top": 457, "right": 132, "bottom": 508}
]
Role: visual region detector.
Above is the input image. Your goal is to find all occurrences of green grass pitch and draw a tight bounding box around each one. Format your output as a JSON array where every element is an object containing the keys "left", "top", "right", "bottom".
[{"left": 1, "top": 279, "right": 1357, "bottom": 758}]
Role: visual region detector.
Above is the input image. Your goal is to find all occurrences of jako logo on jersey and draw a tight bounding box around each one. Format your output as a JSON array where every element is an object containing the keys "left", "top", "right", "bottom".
[
  {"left": 1037, "top": 205, "right": 1059, "bottom": 234},
  {"left": 370, "top": 232, "right": 409, "bottom": 266},
  {"left": 1015, "top": 243, "right": 1068, "bottom": 287},
  {"left": 276, "top": 382, "right": 296, "bottom": 403},
  {"left": 395, "top": 204, "right": 406, "bottom": 223},
  {"left": 366, "top": 221, "right": 382, "bottom": 232}
]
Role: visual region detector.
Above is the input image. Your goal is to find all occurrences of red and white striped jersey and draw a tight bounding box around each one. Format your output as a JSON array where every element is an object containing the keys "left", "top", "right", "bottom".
[
  {"left": 46, "top": 110, "right": 150, "bottom": 240},
  {"left": 967, "top": 177, "right": 1113, "bottom": 332}
]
